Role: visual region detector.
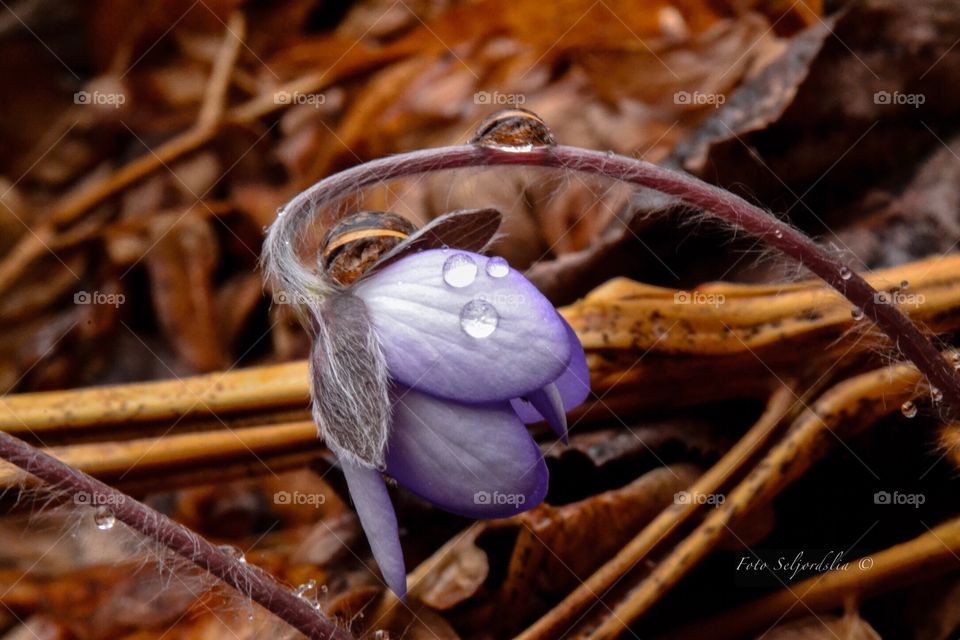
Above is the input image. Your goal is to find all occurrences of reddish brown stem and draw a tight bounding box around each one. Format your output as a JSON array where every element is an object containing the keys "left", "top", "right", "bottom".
[
  {"left": 265, "top": 144, "right": 960, "bottom": 414},
  {"left": 0, "top": 430, "right": 351, "bottom": 640}
]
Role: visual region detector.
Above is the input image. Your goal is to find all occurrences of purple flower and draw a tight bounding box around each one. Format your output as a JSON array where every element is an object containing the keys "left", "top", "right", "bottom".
[{"left": 308, "top": 248, "right": 588, "bottom": 597}]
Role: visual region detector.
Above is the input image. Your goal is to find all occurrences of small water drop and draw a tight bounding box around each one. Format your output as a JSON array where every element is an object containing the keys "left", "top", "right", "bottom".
[
  {"left": 839, "top": 266, "right": 852, "bottom": 280},
  {"left": 218, "top": 544, "right": 246, "bottom": 563},
  {"left": 773, "top": 229, "right": 783, "bottom": 239},
  {"left": 485, "top": 256, "right": 509, "bottom": 278},
  {"left": 900, "top": 279, "right": 910, "bottom": 290},
  {"left": 94, "top": 505, "right": 115, "bottom": 530},
  {"left": 900, "top": 401, "right": 917, "bottom": 418},
  {"left": 851, "top": 307, "right": 864, "bottom": 321},
  {"left": 460, "top": 300, "right": 499, "bottom": 338},
  {"left": 442, "top": 254, "right": 477, "bottom": 288},
  {"left": 953, "top": 352, "right": 960, "bottom": 370},
  {"left": 320, "top": 584, "right": 328, "bottom": 593},
  {"left": 373, "top": 631, "right": 390, "bottom": 640},
  {"left": 294, "top": 579, "right": 317, "bottom": 598},
  {"left": 931, "top": 387, "right": 944, "bottom": 403}
]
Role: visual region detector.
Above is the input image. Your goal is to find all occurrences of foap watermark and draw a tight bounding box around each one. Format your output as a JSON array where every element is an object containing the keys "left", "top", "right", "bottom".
[
  {"left": 874, "top": 490, "right": 925, "bottom": 508},
  {"left": 674, "top": 90, "right": 725, "bottom": 108},
  {"left": 74, "top": 90, "right": 126, "bottom": 109},
  {"left": 274, "top": 90, "right": 327, "bottom": 108},
  {"left": 674, "top": 490, "right": 725, "bottom": 507},
  {"left": 274, "top": 490, "right": 326, "bottom": 508},
  {"left": 273, "top": 291, "right": 323, "bottom": 306},
  {"left": 874, "top": 90, "right": 925, "bottom": 108},
  {"left": 474, "top": 91, "right": 526, "bottom": 106},
  {"left": 874, "top": 290, "right": 925, "bottom": 308},
  {"left": 474, "top": 490, "right": 526, "bottom": 507},
  {"left": 74, "top": 491, "right": 126, "bottom": 506},
  {"left": 674, "top": 291, "right": 725, "bottom": 307},
  {"left": 74, "top": 291, "right": 125, "bottom": 308}
]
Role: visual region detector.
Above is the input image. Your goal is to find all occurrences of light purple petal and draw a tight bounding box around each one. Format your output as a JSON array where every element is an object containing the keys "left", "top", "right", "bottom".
[
  {"left": 527, "top": 383, "right": 568, "bottom": 444},
  {"left": 337, "top": 452, "right": 407, "bottom": 598},
  {"left": 353, "top": 250, "right": 570, "bottom": 403},
  {"left": 384, "top": 387, "right": 548, "bottom": 519},
  {"left": 511, "top": 320, "right": 590, "bottom": 426}
]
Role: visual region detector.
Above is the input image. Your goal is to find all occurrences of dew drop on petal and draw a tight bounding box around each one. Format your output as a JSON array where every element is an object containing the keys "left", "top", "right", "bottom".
[
  {"left": 485, "top": 256, "right": 509, "bottom": 278},
  {"left": 931, "top": 387, "right": 944, "bottom": 403},
  {"left": 953, "top": 351, "right": 960, "bottom": 370},
  {"left": 851, "top": 307, "right": 864, "bottom": 321},
  {"left": 94, "top": 505, "right": 115, "bottom": 530},
  {"left": 901, "top": 401, "right": 917, "bottom": 418},
  {"left": 442, "top": 253, "right": 477, "bottom": 288},
  {"left": 840, "top": 266, "right": 852, "bottom": 280},
  {"left": 773, "top": 229, "right": 783, "bottom": 239},
  {"left": 460, "top": 300, "right": 499, "bottom": 338},
  {"left": 900, "top": 280, "right": 910, "bottom": 290},
  {"left": 374, "top": 631, "right": 390, "bottom": 640}
]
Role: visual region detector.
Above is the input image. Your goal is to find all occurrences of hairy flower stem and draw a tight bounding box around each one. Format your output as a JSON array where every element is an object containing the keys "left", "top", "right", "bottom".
[
  {"left": 0, "top": 430, "right": 351, "bottom": 640},
  {"left": 265, "top": 144, "right": 960, "bottom": 414}
]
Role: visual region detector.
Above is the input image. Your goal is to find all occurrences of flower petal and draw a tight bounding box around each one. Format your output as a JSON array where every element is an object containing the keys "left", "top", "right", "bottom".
[
  {"left": 384, "top": 387, "right": 548, "bottom": 519},
  {"left": 353, "top": 250, "right": 571, "bottom": 403},
  {"left": 526, "top": 383, "right": 568, "bottom": 444},
  {"left": 337, "top": 452, "right": 407, "bottom": 597},
  {"left": 511, "top": 320, "right": 590, "bottom": 426}
]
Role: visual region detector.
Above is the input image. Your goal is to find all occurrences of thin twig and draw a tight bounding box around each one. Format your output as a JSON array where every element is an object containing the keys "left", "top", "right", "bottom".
[
  {"left": 0, "top": 429, "right": 351, "bottom": 640},
  {"left": 516, "top": 382, "right": 800, "bottom": 640}
]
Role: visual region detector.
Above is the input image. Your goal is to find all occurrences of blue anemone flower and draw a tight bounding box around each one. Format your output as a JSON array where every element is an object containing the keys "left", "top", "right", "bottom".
[{"left": 308, "top": 241, "right": 587, "bottom": 598}]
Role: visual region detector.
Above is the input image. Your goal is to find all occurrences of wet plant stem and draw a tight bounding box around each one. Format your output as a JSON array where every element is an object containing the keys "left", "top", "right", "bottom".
[
  {"left": 266, "top": 144, "right": 960, "bottom": 416},
  {"left": 0, "top": 429, "right": 351, "bottom": 640}
]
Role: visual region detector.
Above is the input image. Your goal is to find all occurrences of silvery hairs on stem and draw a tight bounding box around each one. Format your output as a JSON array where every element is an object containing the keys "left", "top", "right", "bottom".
[{"left": 263, "top": 173, "right": 502, "bottom": 468}]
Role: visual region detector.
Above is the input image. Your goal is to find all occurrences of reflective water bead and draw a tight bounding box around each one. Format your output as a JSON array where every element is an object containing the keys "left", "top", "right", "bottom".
[
  {"left": 442, "top": 253, "right": 478, "bottom": 288},
  {"left": 851, "top": 307, "right": 864, "bottom": 321},
  {"left": 900, "top": 401, "right": 918, "bottom": 418},
  {"left": 931, "top": 387, "right": 944, "bottom": 403},
  {"left": 218, "top": 544, "right": 246, "bottom": 563},
  {"left": 460, "top": 300, "right": 499, "bottom": 338},
  {"left": 485, "top": 256, "right": 509, "bottom": 278},
  {"left": 94, "top": 505, "right": 115, "bottom": 530},
  {"left": 840, "top": 267, "right": 852, "bottom": 280}
]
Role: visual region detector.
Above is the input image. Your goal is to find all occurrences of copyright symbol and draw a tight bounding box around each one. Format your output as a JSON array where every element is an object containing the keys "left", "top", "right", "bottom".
[{"left": 858, "top": 557, "right": 874, "bottom": 570}]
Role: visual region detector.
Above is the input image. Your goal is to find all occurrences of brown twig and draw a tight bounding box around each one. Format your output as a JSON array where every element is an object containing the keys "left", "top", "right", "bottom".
[
  {"left": 517, "top": 382, "right": 799, "bottom": 640},
  {"left": 0, "top": 429, "right": 351, "bottom": 640},
  {"left": 666, "top": 516, "right": 960, "bottom": 639},
  {"left": 585, "top": 360, "right": 923, "bottom": 639}
]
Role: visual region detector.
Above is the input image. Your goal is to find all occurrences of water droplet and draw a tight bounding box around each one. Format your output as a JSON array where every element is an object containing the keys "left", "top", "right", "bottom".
[
  {"left": 94, "top": 506, "right": 115, "bottom": 530},
  {"left": 320, "top": 584, "right": 328, "bottom": 593},
  {"left": 931, "top": 387, "right": 944, "bottom": 403},
  {"left": 442, "top": 254, "right": 477, "bottom": 288},
  {"left": 469, "top": 108, "right": 556, "bottom": 151},
  {"left": 294, "top": 579, "right": 317, "bottom": 598},
  {"left": 851, "top": 307, "right": 864, "bottom": 321},
  {"left": 773, "top": 229, "right": 783, "bottom": 239},
  {"left": 460, "top": 300, "right": 499, "bottom": 338},
  {"left": 953, "top": 352, "right": 960, "bottom": 370},
  {"left": 218, "top": 544, "right": 246, "bottom": 563},
  {"left": 373, "top": 631, "right": 390, "bottom": 640},
  {"left": 900, "top": 280, "right": 910, "bottom": 290},
  {"left": 840, "top": 267, "right": 852, "bottom": 280},
  {"left": 485, "top": 256, "right": 509, "bottom": 278},
  {"left": 901, "top": 401, "right": 917, "bottom": 418}
]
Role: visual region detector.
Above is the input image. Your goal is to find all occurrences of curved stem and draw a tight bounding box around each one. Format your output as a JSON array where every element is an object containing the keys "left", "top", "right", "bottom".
[
  {"left": 0, "top": 430, "right": 351, "bottom": 640},
  {"left": 263, "top": 143, "right": 960, "bottom": 415}
]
